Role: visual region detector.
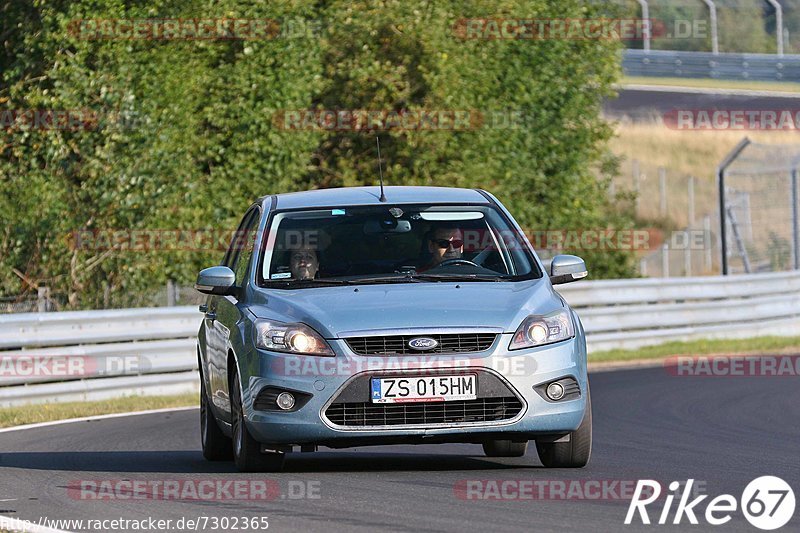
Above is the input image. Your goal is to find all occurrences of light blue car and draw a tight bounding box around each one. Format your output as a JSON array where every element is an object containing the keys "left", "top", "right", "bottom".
[{"left": 195, "top": 186, "right": 591, "bottom": 471}]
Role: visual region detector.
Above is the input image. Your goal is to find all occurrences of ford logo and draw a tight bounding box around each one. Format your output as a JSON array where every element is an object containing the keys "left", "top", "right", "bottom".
[{"left": 408, "top": 337, "right": 438, "bottom": 351}]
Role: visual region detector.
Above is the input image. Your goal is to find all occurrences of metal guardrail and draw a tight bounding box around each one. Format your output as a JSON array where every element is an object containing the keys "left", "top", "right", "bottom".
[
  {"left": 623, "top": 49, "right": 800, "bottom": 82},
  {"left": 0, "top": 307, "right": 201, "bottom": 407},
  {"left": 1, "top": 271, "right": 799, "bottom": 406},
  {"left": 557, "top": 270, "right": 800, "bottom": 351}
]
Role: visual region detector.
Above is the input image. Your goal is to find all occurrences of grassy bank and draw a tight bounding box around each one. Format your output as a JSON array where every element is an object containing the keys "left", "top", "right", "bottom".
[
  {"left": 0, "top": 393, "right": 197, "bottom": 429},
  {"left": 621, "top": 76, "right": 800, "bottom": 93},
  {"left": 591, "top": 336, "right": 800, "bottom": 363}
]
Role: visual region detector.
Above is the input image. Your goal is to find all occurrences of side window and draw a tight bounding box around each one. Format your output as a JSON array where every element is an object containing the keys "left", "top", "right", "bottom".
[
  {"left": 223, "top": 211, "right": 252, "bottom": 269},
  {"left": 234, "top": 216, "right": 258, "bottom": 287},
  {"left": 226, "top": 208, "right": 260, "bottom": 287}
]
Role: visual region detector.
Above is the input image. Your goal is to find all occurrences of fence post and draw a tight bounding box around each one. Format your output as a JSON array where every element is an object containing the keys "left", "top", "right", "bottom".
[
  {"left": 684, "top": 246, "right": 692, "bottom": 277},
  {"left": 661, "top": 243, "right": 669, "bottom": 277},
  {"left": 717, "top": 138, "right": 752, "bottom": 275},
  {"left": 37, "top": 286, "right": 50, "bottom": 313},
  {"left": 766, "top": 0, "right": 784, "bottom": 57},
  {"left": 702, "top": 0, "right": 719, "bottom": 55},
  {"left": 792, "top": 167, "right": 799, "bottom": 269},
  {"left": 633, "top": 159, "right": 641, "bottom": 215},
  {"left": 636, "top": 0, "right": 650, "bottom": 52},
  {"left": 704, "top": 214, "right": 713, "bottom": 272},
  {"left": 167, "top": 279, "right": 177, "bottom": 307}
]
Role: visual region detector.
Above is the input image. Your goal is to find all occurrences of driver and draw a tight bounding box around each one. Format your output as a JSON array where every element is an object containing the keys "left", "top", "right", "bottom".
[
  {"left": 420, "top": 225, "right": 464, "bottom": 271},
  {"left": 289, "top": 245, "right": 319, "bottom": 280}
]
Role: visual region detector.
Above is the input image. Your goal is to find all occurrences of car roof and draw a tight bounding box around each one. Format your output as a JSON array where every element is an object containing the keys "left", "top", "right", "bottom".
[{"left": 262, "top": 186, "right": 490, "bottom": 210}]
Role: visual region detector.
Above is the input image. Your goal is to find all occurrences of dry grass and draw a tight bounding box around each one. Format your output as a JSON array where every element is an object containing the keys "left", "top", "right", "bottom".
[
  {"left": 0, "top": 393, "right": 197, "bottom": 428},
  {"left": 608, "top": 124, "right": 800, "bottom": 226},
  {"left": 591, "top": 335, "right": 800, "bottom": 363},
  {"left": 610, "top": 123, "right": 800, "bottom": 184},
  {"left": 621, "top": 76, "right": 800, "bottom": 93}
]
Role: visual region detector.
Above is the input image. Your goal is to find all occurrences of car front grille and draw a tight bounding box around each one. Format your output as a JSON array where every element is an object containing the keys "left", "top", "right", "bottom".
[
  {"left": 344, "top": 333, "right": 497, "bottom": 355},
  {"left": 325, "top": 397, "right": 523, "bottom": 427}
]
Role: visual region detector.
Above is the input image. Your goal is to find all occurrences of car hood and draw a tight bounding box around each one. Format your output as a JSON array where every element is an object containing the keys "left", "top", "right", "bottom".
[{"left": 248, "top": 279, "right": 563, "bottom": 338}]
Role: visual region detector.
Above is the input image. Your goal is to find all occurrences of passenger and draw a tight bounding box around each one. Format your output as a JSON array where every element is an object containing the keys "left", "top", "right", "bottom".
[{"left": 290, "top": 245, "right": 319, "bottom": 280}]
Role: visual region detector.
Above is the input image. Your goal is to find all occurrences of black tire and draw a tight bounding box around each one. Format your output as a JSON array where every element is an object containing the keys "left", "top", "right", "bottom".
[
  {"left": 231, "top": 372, "right": 285, "bottom": 472},
  {"left": 482, "top": 440, "right": 528, "bottom": 457},
  {"left": 536, "top": 391, "right": 592, "bottom": 468},
  {"left": 200, "top": 376, "right": 232, "bottom": 461}
]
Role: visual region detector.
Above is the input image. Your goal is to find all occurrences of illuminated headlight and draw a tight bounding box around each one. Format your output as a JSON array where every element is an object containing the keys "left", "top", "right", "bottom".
[
  {"left": 254, "top": 320, "right": 334, "bottom": 356},
  {"left": 509, "top": 309, "right": 575, "bottom": 350}
]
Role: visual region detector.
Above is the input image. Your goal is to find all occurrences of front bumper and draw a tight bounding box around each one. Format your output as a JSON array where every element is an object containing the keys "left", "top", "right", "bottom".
[{"left": 240, "top": 334, "right": 588, "bottom": 447}]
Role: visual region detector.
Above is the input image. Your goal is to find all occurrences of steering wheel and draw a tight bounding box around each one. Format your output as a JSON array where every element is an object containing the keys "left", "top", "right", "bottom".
[{"left": 436, "top": 258, "right": 480, "bottom": 268}]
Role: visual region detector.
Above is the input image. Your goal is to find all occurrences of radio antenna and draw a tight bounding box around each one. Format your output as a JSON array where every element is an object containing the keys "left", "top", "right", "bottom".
[{"left": 376, "top": 136, "right": 387, "bottom": 202}]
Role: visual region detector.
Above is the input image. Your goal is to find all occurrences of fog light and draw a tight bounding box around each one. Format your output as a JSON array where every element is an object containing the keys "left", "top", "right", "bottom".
[
  {"left": 546, "top": 382, "right": 565, "bottom": 401},
  {"left": 276, "top": 392, "right": 296, "bottom": 410}
]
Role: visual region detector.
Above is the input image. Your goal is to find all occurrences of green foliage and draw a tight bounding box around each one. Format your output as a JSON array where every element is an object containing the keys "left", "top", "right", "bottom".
[{"left": 1, "top": 0, "right": 635, "bottom": 309}]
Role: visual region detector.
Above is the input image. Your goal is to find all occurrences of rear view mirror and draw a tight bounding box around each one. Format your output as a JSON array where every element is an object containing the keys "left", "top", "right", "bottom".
[
  {"left": 195, "top": 266, "right": 236, "bottom": 295},
  {"left": 363, "top": 219, "right": 411, "bottom": 234},
  {"left": 549, "top": 255, "right": 588, "bottom": 285}
]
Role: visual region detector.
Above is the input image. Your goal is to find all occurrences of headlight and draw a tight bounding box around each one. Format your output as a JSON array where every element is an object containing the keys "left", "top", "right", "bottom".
[
  {"left": 509, "top": 309, "right": 574, "bottom": 350},
  {"left": 254, "top": 320, "right": 334, "bottom": 356}
]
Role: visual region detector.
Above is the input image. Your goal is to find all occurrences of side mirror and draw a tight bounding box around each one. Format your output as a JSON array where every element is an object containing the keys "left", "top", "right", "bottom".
[
  {"left": 549, "top": 255, "right": 588, "bottom": 285},
  {"left": 195, "top": 266, "right": 236, "bottom": 295}
]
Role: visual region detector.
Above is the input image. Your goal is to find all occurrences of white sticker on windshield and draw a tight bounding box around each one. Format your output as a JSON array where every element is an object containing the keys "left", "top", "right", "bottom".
[
  {"left": 270, "top": 272, "right": 292, "bottom": 279},
  {"left": 420, "top": 211, "right": 484, "bottom": 221}
]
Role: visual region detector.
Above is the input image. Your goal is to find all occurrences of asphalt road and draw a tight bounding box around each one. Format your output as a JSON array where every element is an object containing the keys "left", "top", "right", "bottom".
[
  {"left": 1, "top": 366, "right": 798, "bottom": 533},
  {"left": 604, "top": 86, "right": 800, "bottom": 121}
]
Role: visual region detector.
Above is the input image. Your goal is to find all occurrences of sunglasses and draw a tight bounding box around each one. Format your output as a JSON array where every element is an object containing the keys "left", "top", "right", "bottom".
[{"left": 431, "top": 238, "right": 464, "bottom": 249}]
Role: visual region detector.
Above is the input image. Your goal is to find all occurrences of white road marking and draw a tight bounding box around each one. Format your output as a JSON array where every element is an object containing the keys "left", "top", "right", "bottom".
[
  {"left": 618, "top": 83, "right": 800, "bottom": 98},
  {"left": 0, "top": 406, "right": 197, "bottom": 434}
]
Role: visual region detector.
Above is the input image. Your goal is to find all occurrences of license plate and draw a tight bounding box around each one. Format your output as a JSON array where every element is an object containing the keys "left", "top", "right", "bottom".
[{"left": 370, "top": 375, "right": 477, "bottom": 404}]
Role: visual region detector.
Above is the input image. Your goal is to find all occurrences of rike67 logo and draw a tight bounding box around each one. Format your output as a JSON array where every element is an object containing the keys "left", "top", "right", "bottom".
[{"left": 626, "top": 477, "right": 795, "bottom": 530}]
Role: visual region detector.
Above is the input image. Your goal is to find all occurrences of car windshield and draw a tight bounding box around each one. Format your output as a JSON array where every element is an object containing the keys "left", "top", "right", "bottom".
[{"left": 258, "top": 204, "right": 541, "bottom": 288}]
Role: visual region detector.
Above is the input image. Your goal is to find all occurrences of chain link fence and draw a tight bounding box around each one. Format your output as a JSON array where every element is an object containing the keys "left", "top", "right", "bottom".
[
  {"left": 720, "top": 141, "right": 800, "bottom": 274},
  {"left": 612, "top": 140, "right": 800, "bottom": 277},
  {"left": 614, "top": 160, "right": 720, "bottom": 277}
]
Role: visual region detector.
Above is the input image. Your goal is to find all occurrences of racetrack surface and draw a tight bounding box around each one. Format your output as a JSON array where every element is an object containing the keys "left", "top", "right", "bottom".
[
  {"left": 604, "top": 86, "right": 800, "bottom": 121},
  {"left": 0, "top": 366, "right": 798, "bottom": 533}
]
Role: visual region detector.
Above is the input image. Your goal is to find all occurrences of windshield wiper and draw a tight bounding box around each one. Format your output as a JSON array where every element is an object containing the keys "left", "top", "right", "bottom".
[
  {"left": 411, "top": 273, "right": 507, "bottom": 282},
  {"left": 276, "top": 278, "right": 353, "bottom": 287},
  {"left": 348, "top": 274, "right": 427, "bottom": 284}
]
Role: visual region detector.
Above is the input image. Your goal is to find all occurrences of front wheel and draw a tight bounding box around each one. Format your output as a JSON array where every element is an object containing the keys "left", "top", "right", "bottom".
[
  {"left": 231, "top": 372, "right": 285, "bottom": 472},
  {"left": 200, "top": 377, "right": 232, "bottom": 461},
  {"left": 536, "top": 391, "right": 592, "bottom": 468}
]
